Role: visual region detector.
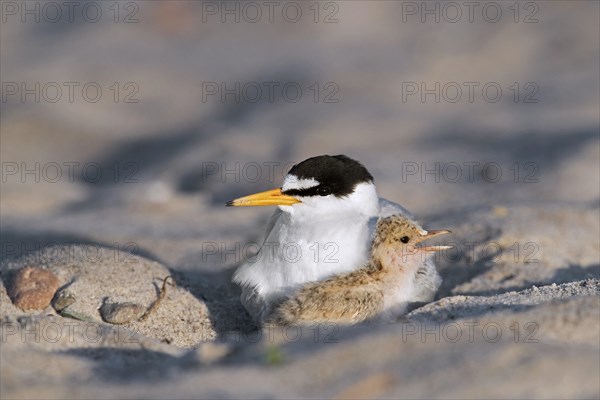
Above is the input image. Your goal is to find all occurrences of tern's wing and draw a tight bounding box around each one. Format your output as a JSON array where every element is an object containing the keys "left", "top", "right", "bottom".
[
  {"left": 411, "top": 257, "right": 442, "bottom": 303},
  {"left": 378, "top": 197, "right": 415, "bottom": 219}
]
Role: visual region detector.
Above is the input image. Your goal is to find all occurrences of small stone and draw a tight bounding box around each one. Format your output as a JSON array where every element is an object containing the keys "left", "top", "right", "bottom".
[
  {"left": 52, "top": 291, "right": 76, "bottom": 312},
  {"left": 100, "top": 302, "right": 145, "bottom": 324},
  {"left": 9, "top": 267, "right": 59, "bottom": 311}
]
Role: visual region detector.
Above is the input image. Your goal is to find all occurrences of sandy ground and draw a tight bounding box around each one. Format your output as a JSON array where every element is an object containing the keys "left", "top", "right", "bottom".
[{"left": 1, "top": 1, "right": 599, "bottom": 399}]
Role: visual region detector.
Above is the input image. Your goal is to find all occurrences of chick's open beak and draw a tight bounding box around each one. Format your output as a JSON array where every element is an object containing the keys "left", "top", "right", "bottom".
[
  {"left": 416, "top": 230, "right": 452, "bottom": 252},
  {"left": 226, "top": 188, "right": 301, "bottom": 207}
]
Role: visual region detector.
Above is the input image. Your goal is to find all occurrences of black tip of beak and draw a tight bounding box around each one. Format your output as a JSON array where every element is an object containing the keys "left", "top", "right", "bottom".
[{"left": 225, "top": 201, "right": 234, "bottom": 207}]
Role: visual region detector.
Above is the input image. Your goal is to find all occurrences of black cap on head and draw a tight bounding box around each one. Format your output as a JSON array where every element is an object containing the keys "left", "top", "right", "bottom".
[{"left": 283, "top": 155, "right": 374, "bottom": 198}]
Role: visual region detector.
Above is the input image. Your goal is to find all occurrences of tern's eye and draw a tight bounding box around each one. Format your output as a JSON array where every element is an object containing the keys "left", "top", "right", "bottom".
[
  {"left": 317, "top": 186, "right": 331, "bottom": 196},
  {"left": 400, "top": 236, "right": 410, "bottom": 244}
]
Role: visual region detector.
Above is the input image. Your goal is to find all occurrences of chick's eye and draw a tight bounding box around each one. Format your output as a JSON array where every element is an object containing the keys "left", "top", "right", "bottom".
[
  {"left": 400, "top": 236, "right": 410, "bottom": 244},
  {"left": 317, "top": 186, "right": 331, "bottom": 196}
]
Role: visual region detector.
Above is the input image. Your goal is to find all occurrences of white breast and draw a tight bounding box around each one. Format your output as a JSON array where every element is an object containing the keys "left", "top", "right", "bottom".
[{"left": 233, "top": 207, "right": 373, "bottom": 301}]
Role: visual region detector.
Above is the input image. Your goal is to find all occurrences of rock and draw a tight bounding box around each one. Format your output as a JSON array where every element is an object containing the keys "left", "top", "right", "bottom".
[
  {"left": 9, "top": 267, "right": 59, "bottom": 311},
  {"left": 1, "top": 245, "right": 215, "bottom": 346},
  {"left": 100, "top": 302, "right": 145, "bottom": 324}
]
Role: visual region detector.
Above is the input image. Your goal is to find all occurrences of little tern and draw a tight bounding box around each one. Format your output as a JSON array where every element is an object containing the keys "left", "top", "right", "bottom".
[{"left": 227, "top": 154, "right": 442, "bottom": 323}]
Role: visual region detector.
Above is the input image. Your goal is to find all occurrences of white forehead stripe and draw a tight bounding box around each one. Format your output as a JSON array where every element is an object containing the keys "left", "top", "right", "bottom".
[{"left": 281, "top": 175, "right": 319, "bottom": 192}]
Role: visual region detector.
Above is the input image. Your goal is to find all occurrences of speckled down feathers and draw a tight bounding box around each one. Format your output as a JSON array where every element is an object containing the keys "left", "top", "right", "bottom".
[{"left": 270, "top": 215, "right": 437, "bottom": 325}]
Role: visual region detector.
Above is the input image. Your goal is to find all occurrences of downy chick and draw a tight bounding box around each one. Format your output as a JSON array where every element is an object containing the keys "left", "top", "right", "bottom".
[{"left": 270, "top": 214, "right": 451, "bottom": 325}]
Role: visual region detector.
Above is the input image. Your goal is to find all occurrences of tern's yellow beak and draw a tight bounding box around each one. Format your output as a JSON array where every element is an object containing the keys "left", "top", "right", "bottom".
[
  {"left": 226, "top": 188, "right": 301, "bottom": 207},
  {"left": 416, "top": 230, "right": 452, "bottom": 252}
]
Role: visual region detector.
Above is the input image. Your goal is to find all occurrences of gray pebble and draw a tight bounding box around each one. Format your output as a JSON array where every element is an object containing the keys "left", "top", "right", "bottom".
[{"left": 100, "top": 302, "right": 145, "bottom": 325}]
